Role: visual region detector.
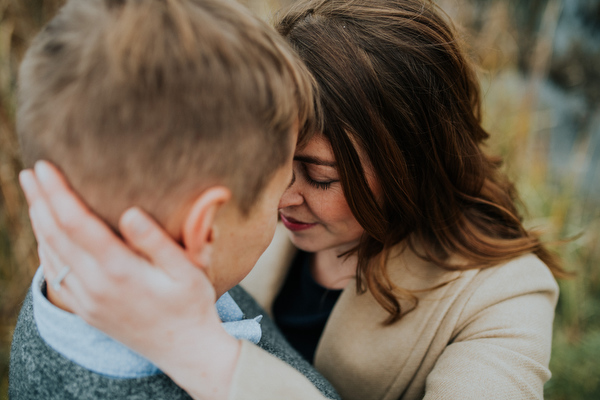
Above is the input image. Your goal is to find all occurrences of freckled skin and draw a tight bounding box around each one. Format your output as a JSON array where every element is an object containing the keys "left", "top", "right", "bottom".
[
  {"left": 279, "top": 135, "right": 365, "bottom": 255},
  {"left": 278, "top": 134, "right": 379, "bottom": 288}
]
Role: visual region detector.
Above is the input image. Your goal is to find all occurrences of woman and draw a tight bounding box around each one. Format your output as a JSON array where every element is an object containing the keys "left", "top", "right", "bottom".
[{"left": 21, "top": 0, "right": 565, "bottom": 399}]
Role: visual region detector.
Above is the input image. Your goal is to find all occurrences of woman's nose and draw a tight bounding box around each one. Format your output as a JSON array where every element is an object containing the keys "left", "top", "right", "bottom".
[{"left": 278, "top": 179, "right": 304, "bottom": 209}]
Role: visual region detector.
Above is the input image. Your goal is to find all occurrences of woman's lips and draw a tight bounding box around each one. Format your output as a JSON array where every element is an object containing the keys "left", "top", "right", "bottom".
[{"left": 280, "top": 214, "right": 317, "bottom": 232}]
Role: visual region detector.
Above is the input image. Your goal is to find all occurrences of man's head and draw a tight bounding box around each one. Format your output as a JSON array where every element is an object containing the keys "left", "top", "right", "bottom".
[{"left": 18, "top": 0, "right": 316, "bottom": 295}]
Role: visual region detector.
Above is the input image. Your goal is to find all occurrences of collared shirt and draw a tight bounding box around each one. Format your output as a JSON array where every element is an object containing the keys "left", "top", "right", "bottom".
[{"left": 32, "top": 266, "right": 262, "bottom": 378}]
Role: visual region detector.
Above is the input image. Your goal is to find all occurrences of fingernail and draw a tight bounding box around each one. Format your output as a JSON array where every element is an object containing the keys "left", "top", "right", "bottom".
[
  {"left": 121, "top": 207, "right": 151, "bottom": 236},
  {"left": 19, "top": 170, "right": 34, "bottom": 191},
  {"left": 34, "top": 160, "right": 52, "bottom": 184}
]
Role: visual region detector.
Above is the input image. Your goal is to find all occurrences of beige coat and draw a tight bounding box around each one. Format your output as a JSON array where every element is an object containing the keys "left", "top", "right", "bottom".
[{"left": 229, "top": 225, "right": 559, "bottom": 400}]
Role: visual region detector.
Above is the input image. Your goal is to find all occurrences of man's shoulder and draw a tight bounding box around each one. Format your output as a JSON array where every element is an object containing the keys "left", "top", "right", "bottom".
[{"left": 9, "top": 289, "right": 192, "bottom": 400}]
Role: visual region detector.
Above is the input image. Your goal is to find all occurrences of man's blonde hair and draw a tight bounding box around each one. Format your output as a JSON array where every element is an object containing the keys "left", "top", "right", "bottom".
[{"left": 18, "top": 0, "right": 317, "bottom": 230}]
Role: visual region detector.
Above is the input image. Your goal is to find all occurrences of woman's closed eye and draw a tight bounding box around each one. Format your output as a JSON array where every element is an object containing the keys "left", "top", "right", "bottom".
[
  {"left": 297, "top": 162, "right": 339, "bottom": 191},
  {"left": 307, "top": 177, "right": 334, "bottom": 190}
]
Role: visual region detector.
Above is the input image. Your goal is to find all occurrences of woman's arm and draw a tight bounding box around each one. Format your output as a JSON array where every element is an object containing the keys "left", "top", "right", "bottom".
[
  {"left": 423, "top": 258, "right": 559, "bottom": 400},
  {"left": 20, "top": 161, "right": 333, "bottom": 400}
]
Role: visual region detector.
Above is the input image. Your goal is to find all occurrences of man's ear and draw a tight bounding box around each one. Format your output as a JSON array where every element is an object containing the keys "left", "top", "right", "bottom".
[{"left": 181, "top": 186, "right": 231, "bottom": 267}]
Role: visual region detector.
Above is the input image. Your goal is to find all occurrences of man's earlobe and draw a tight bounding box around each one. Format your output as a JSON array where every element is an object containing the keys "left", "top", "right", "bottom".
[{"left": 181, "top": 186, "right": 231, "bottom": 267}]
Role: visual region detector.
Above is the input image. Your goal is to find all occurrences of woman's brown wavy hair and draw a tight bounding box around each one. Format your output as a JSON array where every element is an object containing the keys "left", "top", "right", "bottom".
[{"left": 276, "top": 0, "right": 567, "bottom": 323}]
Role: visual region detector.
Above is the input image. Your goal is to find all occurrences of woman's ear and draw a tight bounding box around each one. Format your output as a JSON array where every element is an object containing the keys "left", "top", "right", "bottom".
[{"left": 181, "top": 186, "right": 231, "bottom": 268}]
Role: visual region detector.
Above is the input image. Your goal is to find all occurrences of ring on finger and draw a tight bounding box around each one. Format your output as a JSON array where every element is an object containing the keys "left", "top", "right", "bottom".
[{"left": 51, "top": 266, "right": 71, "bottom": 292}]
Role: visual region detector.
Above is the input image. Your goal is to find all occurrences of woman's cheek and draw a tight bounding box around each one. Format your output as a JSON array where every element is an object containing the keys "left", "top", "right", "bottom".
[{"left": 315, "top": 190, "right": 351, "bottom": 230}]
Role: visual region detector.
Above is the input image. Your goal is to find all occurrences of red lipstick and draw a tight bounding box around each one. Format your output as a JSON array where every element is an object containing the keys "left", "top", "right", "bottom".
[{"left": 280, "top": 214, "right": 317, "bottom": 232}]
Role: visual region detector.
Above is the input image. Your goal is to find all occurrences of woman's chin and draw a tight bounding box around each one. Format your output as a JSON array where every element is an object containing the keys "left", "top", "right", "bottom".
[
  {"left": 285, "top": 229, "right": 324, "bottom": 253},
  {"left": 284, "top": 227, "right": 363, "bottom": 255}
]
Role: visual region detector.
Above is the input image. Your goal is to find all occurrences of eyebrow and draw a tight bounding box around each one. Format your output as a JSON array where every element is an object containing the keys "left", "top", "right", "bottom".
[{"left": 294, "top": 155, "right": 337, "bottom": 167}]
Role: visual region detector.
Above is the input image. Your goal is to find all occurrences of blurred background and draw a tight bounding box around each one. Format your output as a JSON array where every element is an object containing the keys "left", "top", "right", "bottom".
[{"left": 0, "top": 0, "right": 598, "bottom": 398}]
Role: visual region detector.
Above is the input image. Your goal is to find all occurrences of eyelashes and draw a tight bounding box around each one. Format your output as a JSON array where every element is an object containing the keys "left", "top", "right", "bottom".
[
  {"left": 292, "top": 161, "right": 339, "bottom": 191},
  {"left": 301, "top": 164, "right": 337, "bottom": 190},
  {"left": 307, "top": 178, "right": 333, "bottom": 190}
]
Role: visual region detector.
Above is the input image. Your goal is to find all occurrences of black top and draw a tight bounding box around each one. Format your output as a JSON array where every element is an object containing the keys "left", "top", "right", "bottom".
[{"left": 273, "top": 251, "right": 343, "bottom": 364}]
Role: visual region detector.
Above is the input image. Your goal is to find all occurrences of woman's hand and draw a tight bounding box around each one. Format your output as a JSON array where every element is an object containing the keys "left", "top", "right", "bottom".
[{"left": 19, "top": 161, "right": 240, "bottom": 400}]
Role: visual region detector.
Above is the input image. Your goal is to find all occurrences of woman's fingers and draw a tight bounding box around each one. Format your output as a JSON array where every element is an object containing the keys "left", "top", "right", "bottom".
[
  {"left": 37, "top": 242, "right": 57, "bottom": 281},
  {"left": 21, "top": 163, "right": 133, "bottom": 311},
  {"left": 20, "top": 169, "right": 55, "bottom": 275},
  {"left": 33, "top": 161, "right": 124, "bottom": 259},
  {"left": 19, "top": 168, "right": 45, "bottom": 238},
  {"left": 119, "top": 207, "right": 202, "bottom": 282},
  {"left": 21, "top": 166, "right": 97, "bottom": 275},
  {"left": 31, "top": 160, "right": 151, "bottom": 288},
  {"left": 29, "top": 161, "right": 202, "bottom": 285},
  {"left": 21, "top": 162, "right": 220, "bottom": 367},
  {"left": 20, "top": 168, "right": 82, "bottom": 278}
]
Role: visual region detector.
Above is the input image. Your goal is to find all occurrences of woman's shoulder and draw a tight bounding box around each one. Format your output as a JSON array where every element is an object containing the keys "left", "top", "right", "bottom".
[
  {"left": 390, "top": 242, "right": 559, "bottom": 296},
  {"left": 386, "top": 247, "right": 559, "bottom": 322},
  {"left": 417, "top": 254, "right": 558, "bottom": 400},
  {"left": 443, "top": 253, "right": 560, "bottom": 332},
  {"left": 469, "top": 253, "right": 559, "bottom": 301}
]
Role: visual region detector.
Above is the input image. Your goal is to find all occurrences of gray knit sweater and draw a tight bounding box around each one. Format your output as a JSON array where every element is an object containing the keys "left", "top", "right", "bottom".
[{"left": 9, "top": 285, "right": 340, "bottom": 399}]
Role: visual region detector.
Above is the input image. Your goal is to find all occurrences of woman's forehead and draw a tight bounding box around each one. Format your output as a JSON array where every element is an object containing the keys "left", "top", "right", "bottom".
[{"left": 295, "top": 134, "right": 335, "bottom": 161}]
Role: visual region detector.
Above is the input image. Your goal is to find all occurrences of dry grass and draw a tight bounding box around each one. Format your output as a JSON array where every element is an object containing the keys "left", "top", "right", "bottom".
[
  {"left": 1, "top": 0, "right": 598, "bottom": 399},
  {"left": 440, "top": 1, "right": 600, "bottom": 397},
  {"left": 0, "top": 1, "right": 65, "bottom": 397}
]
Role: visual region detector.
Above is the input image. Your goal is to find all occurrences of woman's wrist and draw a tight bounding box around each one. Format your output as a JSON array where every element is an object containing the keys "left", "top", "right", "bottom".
[{"left": 158, "top": 323, "right": 242, "bottom": 400}]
